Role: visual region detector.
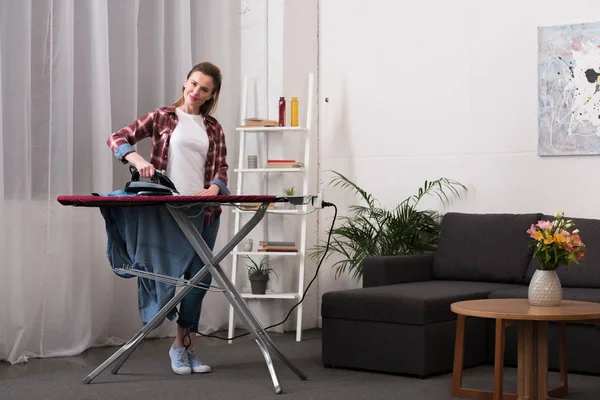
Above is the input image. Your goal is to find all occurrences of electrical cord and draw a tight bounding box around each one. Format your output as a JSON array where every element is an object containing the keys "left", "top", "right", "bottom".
[{"left": 180, "top": 201, "right": 338, "bottom": 343}]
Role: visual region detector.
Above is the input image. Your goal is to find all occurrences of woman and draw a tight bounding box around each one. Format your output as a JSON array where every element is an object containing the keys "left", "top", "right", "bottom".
[{"left": 106, "top": 61, "right": 229, "bottom": 375}]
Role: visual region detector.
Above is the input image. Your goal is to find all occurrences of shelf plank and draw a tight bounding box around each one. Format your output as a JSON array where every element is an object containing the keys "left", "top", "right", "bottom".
[
  {"left": 240, "top": 292, "right": 299, "bottom": 299},
  {"left": 236, "top": 127, "right": 308, "bottom": 132},
  {"left": 233, "top": 209, "right": 300, "bottom": 215},
  {"left": 235, "top": 251, "right": 299, "bottom": 256},
  {"left": 233, "top": 168, "right": 305, "bottom": 173}
]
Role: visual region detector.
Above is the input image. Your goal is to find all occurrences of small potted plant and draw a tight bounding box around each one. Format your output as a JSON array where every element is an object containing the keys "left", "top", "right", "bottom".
[
  {"left": 245, "top": 256, "right": 277, "bottom": 295},
  {"left": 283, "top": 186, "right": 295, "bottom": 209}
]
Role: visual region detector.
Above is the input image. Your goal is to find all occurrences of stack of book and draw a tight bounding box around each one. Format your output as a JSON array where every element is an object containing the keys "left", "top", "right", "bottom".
[
  {"left": 258, "top": 240, "right": 298, "bottom": 252},
  {"left": 265, "top": 159, "right": 304, "bottom": 168},
  {"left": 241, "top": 118, "right": 279, "bottom": 127}
]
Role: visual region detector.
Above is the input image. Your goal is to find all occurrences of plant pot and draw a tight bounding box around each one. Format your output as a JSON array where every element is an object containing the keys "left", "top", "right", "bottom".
[
  {"left": 528, "top": 269, "right": 562, "bottom": 307},
  {"left": 249, "top": 275, "right": 269, "bottom": 295}
]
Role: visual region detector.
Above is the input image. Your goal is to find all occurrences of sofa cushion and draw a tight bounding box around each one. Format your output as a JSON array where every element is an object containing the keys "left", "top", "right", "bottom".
[
  {"left": 488, "top": 285, "right": 600, "bottom": 303},
  {"left": 321, "top": 280, "right": 522, "bottom": 326},
  {"left": 522, "top": 215, "right": 600, "bottom": 288},
  {"left": 432, "top": 213, "right": 541, "bottom": 283}
]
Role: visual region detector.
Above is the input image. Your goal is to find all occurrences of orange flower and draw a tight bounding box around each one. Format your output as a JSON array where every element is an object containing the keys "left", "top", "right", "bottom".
[
  {"left": 527, "top": 212, "right": 586, "bottom": 269},
  {"left": 553, "top": 233, "right": 566, "bottom": 244}
]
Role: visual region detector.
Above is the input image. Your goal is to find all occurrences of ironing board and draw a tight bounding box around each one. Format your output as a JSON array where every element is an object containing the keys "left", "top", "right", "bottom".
[{"left": 57, "top": 194, "right": 307, "bottom": 394}]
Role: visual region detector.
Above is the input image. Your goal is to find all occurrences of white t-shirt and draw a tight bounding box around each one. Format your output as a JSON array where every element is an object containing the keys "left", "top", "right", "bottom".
[{"left": 166, "top": 108, "right": 209, "bottom": 195}]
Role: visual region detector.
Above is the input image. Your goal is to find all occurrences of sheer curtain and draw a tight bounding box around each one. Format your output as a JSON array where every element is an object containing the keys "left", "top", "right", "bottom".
[{"left": 0, "top": 0, "right": 240, "bottom": 364}]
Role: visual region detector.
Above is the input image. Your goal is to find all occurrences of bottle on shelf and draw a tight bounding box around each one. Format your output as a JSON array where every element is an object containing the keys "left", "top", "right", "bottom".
[
  {"left": 291, "top": 97, "right": 299, "bottom": 126},
  {"left": 279, "top": 97, "right": 286, "bottom": 126}
]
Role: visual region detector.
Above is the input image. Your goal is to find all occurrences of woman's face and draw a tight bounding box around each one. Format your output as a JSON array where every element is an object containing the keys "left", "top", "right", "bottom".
[{"left": 183, "top": 71, "right": 215, "bottom": 112}]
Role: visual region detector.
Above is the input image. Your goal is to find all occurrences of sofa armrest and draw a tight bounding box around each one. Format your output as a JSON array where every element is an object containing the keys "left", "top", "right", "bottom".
[{"left": 362, "top": 253, "right": 434, "bottom": 288}]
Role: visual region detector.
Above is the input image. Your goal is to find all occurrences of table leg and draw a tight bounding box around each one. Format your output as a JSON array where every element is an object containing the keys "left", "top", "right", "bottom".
[
  {"left": 548, "top": 323, "right": 568, "bottom": 398},
  {"left": 518, "top": 322, "right": 525, "bottom": 399},
  {"left": 528, "top": 320, "right": 569, "bottom": 400},
  {"left": 523, "top": 321, "right": 535, "bottom": 400},
  {"left": 536, "top": 322, "right": 549, "bottom": 399},
  {"left": 452, "top": 316, "right": 569, "bottom": 400},
  {"left": 452, "top": 316, "right": 517, "bottom": 400},
  {"left": 452, "top": 314, "right": 467, "bottom": 397},
  {"left": 493, "top": 318, "right": 505, "bottom": 400}
]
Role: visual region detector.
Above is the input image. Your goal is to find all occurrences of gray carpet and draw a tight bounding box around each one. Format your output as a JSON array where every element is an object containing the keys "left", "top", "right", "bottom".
[{"left": 1, "top": 329, "right": 599, "bottom": 399}]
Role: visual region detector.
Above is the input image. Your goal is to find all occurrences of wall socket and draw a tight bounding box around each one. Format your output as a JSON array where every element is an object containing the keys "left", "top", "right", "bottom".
[{"left": 312, "top": 190, "right": 324, "bottom": 209}]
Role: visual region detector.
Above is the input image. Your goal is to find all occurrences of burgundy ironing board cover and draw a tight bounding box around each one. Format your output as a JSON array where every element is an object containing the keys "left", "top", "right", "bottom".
[{"left": 57, "top": 195, "right": 281, "bottom": 207}]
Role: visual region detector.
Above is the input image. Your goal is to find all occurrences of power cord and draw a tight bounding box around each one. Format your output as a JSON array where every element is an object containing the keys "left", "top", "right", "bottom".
[{"left": 180, "top": 201, "right": 337, "bottom": 344}]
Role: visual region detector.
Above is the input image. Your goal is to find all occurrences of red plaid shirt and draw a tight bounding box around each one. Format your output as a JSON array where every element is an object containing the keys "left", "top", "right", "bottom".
[{"left": 107, "top": 106, "right": 229, "bottom": 225}]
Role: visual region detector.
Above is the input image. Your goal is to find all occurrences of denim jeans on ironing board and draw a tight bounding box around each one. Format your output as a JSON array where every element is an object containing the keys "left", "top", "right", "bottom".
[
  {"left": 177, "top": 217, "right": 220, "bottom": 332},
  {"left": 100, "top": 193, "right": 220, "bottom": 330}
]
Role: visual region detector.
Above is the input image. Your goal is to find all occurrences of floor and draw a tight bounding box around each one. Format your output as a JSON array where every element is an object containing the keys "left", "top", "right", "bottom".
[{"left": 1, "top": 329, "right": 599, "bottom": 400}]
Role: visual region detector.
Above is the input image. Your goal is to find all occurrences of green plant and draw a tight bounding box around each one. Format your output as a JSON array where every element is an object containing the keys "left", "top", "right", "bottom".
[
  {"left": 245, "top": 256, "right": 278, "bottom": 279},
  {"left": 526, "top": 211, "right": 585, "bottom": 270},
  {"left": 309, "top": 171, "right": 467, "bottom": 280},
  {"left": 283, "top": 186, "right": 295, "bottom": 196}
]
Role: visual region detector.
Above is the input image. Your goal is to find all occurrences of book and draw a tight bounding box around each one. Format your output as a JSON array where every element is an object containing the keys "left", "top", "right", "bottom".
[
  {"left": 265, "top": 161, "right": 304, "bottom": 168},
  {"left": 242, "top": 119, "right": 279, "bottom": 127},
  {"left": 259, "top": 241, "right": 296, "bottom": 247},
  {"left": 258, "top": 247, "right": 298, "bottom": 253},
  {"left": 259, "top": 245, "right": 298, "bottom": 252}
]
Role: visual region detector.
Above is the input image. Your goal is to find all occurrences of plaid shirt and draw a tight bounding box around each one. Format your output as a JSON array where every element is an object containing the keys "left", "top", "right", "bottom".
[{"left": 107, "top": 106, "right": 229, "bottom": 225}]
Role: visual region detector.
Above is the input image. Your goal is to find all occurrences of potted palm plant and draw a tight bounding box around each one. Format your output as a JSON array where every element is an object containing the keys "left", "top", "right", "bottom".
[
  {"left": 245, "top": 256, "right": 278, "bottom": 294},
  {"left": 309, "top": 171, "right": 467, "bottom": 280}
]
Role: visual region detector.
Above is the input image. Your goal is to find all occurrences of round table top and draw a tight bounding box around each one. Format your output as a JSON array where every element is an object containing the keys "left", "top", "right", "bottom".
[{"left": 451, "top": 299, "right": 600, "bottom": 321}]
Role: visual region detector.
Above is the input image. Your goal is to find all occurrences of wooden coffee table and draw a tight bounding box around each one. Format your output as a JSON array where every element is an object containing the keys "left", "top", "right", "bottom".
[{"left": 451, "top": 299, "right": 600, "bottom": 400}]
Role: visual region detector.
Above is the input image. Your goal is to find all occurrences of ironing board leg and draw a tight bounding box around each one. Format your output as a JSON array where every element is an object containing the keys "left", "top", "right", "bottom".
[
  {"left": 168, "top": 205, "right": 307, "bottom": 394},
  {"left": 110, "top": 345, "right": 136, "bottom": 374},
  {"left": 83, "top": 259, "right": 213, "bottom": 383},
  {"left": 83, "top": 202, "right": 304, "bottom": 394},
  {"left": 83, "top": 304, "right": 171, "bottom": 384},
  {"left": 203, "top": 252, "right": 307, "bottom": 381},
  {"left": 255, "top": 337, "right": 282, "bottom": 394},
  {"left": 85, "top": 203, "right": 257, "bottom": 383}
]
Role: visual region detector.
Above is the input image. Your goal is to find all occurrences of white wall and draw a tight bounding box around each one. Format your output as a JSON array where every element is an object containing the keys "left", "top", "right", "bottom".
[
  {"left": 317, "top": 1, "right": 600, "bottom": 312},
  {"left": 282, "top": 0, "right": 319, "bottom": 331}
]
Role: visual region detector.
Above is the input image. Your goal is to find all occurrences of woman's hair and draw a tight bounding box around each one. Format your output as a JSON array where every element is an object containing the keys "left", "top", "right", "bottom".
[{"left": 172, "top": 61, "right": 223, "bottom": 115}]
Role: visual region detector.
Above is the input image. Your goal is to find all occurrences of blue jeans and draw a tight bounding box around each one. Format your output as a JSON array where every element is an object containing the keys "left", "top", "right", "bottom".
[
  {"left": 177, "top": 217, "right": 220, "bottom": 332},
  {"left": 101, "top": 196, "right": 221, "bottom": 330}
]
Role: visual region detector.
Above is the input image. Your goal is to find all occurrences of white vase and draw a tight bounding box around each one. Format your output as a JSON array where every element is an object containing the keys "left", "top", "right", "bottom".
[
  {"left": 528, "top": 269, "right": 563, "bottom": 307},
  {"left": 242, "top": 238, "right": 253, "bottom": 252}
]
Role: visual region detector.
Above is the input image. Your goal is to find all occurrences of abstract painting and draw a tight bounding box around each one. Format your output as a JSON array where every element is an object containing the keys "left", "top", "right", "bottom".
[{"left": 538, "top": 21, "right": 600, "bottom": 156}]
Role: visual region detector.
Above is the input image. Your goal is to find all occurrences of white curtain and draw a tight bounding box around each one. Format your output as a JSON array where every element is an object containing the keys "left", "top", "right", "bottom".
[{"left": 0, "top": 0, "right": 241, "bottom": 364}]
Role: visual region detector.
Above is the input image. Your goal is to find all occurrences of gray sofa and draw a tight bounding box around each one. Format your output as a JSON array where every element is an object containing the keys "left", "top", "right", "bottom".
[{"left": 321, "top": 212, "right": 600, "bottom": 377}]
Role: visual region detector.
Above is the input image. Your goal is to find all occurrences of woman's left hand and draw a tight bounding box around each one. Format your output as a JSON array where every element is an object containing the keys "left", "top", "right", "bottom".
[{"left": 194, "top": 184, "right": 220, "bottom": 196}]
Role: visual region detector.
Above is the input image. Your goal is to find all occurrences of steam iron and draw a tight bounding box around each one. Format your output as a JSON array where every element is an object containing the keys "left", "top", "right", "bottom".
[{"left": 124, "top": 165, "right": 179, "bottom": 196}]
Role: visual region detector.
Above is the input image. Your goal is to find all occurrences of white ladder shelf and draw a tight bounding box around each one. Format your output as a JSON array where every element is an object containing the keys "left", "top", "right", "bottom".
[{"left": 227, "top": 73, "right": 314, "bottom": 343}]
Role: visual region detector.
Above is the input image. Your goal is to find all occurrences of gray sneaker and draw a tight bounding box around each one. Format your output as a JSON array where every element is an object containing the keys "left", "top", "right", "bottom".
[
  {"left": 169, "top": 346, "right": 191, "bottom": 375},
  {"left": 188, "top": 349, "right": 211, "bottom": 373}
]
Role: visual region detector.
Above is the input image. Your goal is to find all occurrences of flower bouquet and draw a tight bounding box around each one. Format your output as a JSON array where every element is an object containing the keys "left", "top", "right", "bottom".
[
  {"left": 526, "top": 211, "right": 586, "bottom": 306},
  {"left": 526, "top": 211, "right": 585, "bottom": 270}
]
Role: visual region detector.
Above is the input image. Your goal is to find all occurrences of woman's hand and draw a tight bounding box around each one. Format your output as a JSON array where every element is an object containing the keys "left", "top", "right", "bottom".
[
  {"left": 194, "top": 184, "right": 220, "bottom": 196},
  {"left": 135, "top": 160, "right": 155, "bottom": 178},
  {"left": 125, "top": 152, "right": 155, "bottom": 178}
]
